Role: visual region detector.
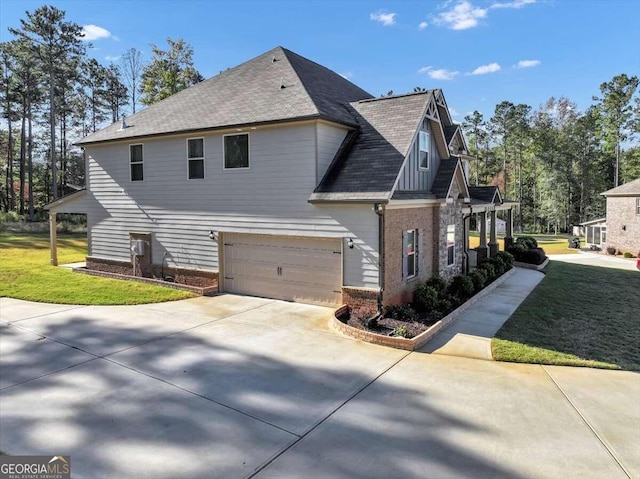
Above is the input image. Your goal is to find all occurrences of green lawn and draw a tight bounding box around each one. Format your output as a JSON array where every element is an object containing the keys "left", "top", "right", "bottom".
[
  {"left": 0, "top": 233, "right": 196, "bottom": 305},
  {"left": 492, "top": 261, "right": 640, "bottom": 370},
  {"left": 469, "top": 232, "right": 580, "bottom": 255}
]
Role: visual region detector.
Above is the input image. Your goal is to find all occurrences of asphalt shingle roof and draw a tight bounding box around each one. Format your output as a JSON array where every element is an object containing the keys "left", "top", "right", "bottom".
[
  {"left": 601, "top": 178, "right": 640, "bottom": 196},
  {"left": 469, "top": 186, "right": 500, "bottom": 203},
  {"left": 443, "top": 125, "right": 459, "bottom": 145},
  {"left": 312, "top": 92, "right": 432, "bottom": 197},
  {"left": 77, "top": 47, "right": 373, "bottom": 145},
  {"left": 431, "top": 159, "right": 459, "bottom": 199}
]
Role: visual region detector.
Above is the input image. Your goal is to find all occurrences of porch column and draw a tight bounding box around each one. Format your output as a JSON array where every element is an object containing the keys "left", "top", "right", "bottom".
[
  {"left": 476, "top": 210, "right": 488, "bottom": 263},
  {"left": 488, "top": 209, "right": 499, "bottom": 256},
  {"left": 462, "top": 213, "right": 471, "bottom": 274},
  {"left": 504, "top": 207, "right": 514, "bottom": 250},
  {"left": 49, "top": 212, "right": 58, "bottom": 266}
]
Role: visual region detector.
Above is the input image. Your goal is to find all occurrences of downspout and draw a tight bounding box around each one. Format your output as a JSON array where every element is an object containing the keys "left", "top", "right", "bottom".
[
  {"left": 363, "top": 203, "right": 385, "bottom": 328},
  {"left": 369, "top": 203, "right": 385, "bottom": 327}
]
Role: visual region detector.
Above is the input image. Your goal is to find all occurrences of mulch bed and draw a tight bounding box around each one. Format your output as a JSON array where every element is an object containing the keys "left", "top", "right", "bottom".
[{"left": 345, "top": 315, "right": 438, "bottom": 338}]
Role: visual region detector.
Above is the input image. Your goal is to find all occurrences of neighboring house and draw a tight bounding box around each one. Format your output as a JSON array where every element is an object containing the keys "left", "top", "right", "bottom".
[
  {"left": 581, "top": 218, "right": 607, "bottom": 250},
  {"left": 601, "top": 178, "right": 640, "bottom": 255},
  {"left": 47, "top": 46, "right": 515, "bottom": 311}
]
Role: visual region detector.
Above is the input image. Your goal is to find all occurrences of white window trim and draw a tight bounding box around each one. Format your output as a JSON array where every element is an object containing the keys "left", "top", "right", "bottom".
[
  {"left": 418, "top": 130, "right": 430, "bottom": 171},
  {"left": 129, "top": 143, "right": 143, "bottom": 182},
  {"left": 187, "top": 137, "right": 205, "bottom": 180},
  {"left": 223, "top": 132, "right": 250, "bottom": 170},
  {"left": 446, "top": 224, "right": 455, "bottom": 267},
  {"left": 636, "top": 198, "right": 640, "bottom": 215},
  {"left": 405, "top": 229, "right": 417, "bottom": 280}
]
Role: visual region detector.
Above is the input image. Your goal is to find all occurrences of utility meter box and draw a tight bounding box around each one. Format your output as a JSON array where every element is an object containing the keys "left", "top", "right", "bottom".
[{"left": 130, "top": 239, "right": 145, "bottom": 257}]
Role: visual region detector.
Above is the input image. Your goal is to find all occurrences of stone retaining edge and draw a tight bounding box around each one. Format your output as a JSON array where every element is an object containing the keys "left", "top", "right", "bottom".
[
  {"left": 514, "top": 257, "right": 549, "bottom": 271},
  {"left": 331, "top": 268, "right": 516, "bottom": 351}
]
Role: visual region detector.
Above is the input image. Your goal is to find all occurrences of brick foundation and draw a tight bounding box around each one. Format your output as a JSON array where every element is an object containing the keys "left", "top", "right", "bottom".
[
  {"left": 341, "top": 287, "right": 378, "bottom": 315},
  {"left": 86, "top": 256, "right": 219, "bottom": 290}
]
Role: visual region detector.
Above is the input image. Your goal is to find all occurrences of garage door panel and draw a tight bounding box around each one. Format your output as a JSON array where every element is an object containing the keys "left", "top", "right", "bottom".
[{"left": 224, "top": 233, "right": 342, "bottom": 307}]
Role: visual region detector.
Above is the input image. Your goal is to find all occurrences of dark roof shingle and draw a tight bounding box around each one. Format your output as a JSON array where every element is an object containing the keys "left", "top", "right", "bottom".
[{"left": 77, "top": 47, "right": 373, "bottom": 145}]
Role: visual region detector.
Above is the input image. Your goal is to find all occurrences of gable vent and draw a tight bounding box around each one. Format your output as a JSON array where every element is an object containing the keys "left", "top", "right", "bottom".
[{"left": 280, "top": 77, "right": 286, "bottom": 89}]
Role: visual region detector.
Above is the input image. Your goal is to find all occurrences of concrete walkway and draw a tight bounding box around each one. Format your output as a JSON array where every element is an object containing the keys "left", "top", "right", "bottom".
[
  {"left": 551, "top": 251, "right": 639, "bottom": 271},
  {"left": 421, "top": 267, "right": 545, "bottom": 360}
]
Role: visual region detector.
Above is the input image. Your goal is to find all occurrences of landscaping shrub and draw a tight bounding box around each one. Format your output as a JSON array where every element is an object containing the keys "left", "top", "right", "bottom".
[
  {"left": 448, "top": 274, "right": 475, "bottom": 301},
  {"left": 516, "top": 236, "right": 538, "bottom": 249},
  {"left": 606, "top": 246, "right": 616, "bottom": 255},
  {"left": 413, "top": 284, "right": 439, "bottom": 313},
  {"left": 393, "top": 325, "right": 410, "bottom": 338},
  {"left": 468, "top": 268, "right": 487, "bottom": 292},
  {"left": 350, "top": 306, "right": 372, "bottom": 322},
  {"left": 496, "top": 251, "right": 514, "bottom": 270},
  {"left": 384, "top": 304, "right": 417, "bottom": 321},
  {"left": 488, "top": 256, "right": 506, "bottom": 276},
  {"left": 425, "top": 276, "right": 448, "bottom": 293},
  {"left": 623, "top": 252, "right": 633, "bottom": 258},
  {"left": 520, "top": 247, "right": 547, "bottom": 265},
  {"left": 478, "top": 261, "right": 496, "bottom": 281}
]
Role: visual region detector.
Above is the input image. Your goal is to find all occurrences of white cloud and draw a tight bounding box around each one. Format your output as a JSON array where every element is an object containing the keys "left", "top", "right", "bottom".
[
  {"left": 81, "top": 24, "right": 112, "bottom": 41},
  {"left": 435, "top": 1, "right": 487, "bottom": 30},
  {"left": 449, "top": 107, "right": 460, "bottom": 117},
  {"left": 340, "top": 72, "right": 354, "bottom": 80},
  {"left": 490, "top": 0, "right": 536, "bottom": 9},
  {"left": 470, "top": 62, "right": 501, "bottom": 75},
  {"left": 105, "top": 55, "right": 120, "bottom": 62},
  {"left": 516, "top": 59, "right": 541, "bottom": 68},
  {"left": 418, "top": 66, "right": 459, "bottom": 80},
  {"left": 370, "top": 12, "right": 397, "bottom": 26},
  {"left": 419, "top": 21, "right": 428, "bottom": 30}
]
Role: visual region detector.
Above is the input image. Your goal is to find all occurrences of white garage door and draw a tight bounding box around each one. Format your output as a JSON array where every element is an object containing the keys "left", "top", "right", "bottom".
[{"left": 223, "top": 233, "right": 343, "bottom": 306}]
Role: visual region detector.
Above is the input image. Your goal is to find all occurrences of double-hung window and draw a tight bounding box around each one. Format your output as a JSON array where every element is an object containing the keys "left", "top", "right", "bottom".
[
  {"left": 130, "top": 144, "right": 143, "bottom": 181},
  {"left": 187, "top": 138, "right": 205, "bottom": 179},
  {"left": 403, "top": 229, "right": 417, "bottom": 279},
  {"left": 447, "top": 224, "right": 455, "bottom": 266},
  {"left": 419, "top": 131, "right": 430, "bottom": 170},
  {"left": 224, "top": 133, "right": 249, "bottom": 169},
  {"left": 636, "top": 198, "right": 640, "bottom": 215}
]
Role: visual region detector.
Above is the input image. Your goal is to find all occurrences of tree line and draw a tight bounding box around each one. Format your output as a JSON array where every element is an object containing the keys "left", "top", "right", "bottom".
[
  {"left": 2, "top": 5, "right": 639, "bottom": 234},
  {"left": 459, "top": 75, "right": 639, "bottom": 234},
  {"left": 0, "top": 5, "right": 202, "bottom": 219}
]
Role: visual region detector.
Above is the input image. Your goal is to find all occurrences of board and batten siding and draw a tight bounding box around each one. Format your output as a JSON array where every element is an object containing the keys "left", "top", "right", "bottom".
[
  {"left": 74, "top": 122, "right": 378, "bottom": 289},
  {"left": 396, "top": 118, "right": 441, "bottom": 191}
]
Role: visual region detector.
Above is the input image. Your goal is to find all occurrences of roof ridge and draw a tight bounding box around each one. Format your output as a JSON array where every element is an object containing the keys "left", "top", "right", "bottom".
[
  {"left": 280, "top": 48, "right": 320, "bottom": 117},
  {"left": 356, "top": 90, "right": 433, "bottom": 104}
]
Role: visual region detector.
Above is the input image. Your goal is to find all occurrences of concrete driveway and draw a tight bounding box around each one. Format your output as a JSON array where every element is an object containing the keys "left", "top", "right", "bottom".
[
  {"left": 1, "top": 296, "right": 638, "bottom": 479},
  {"left": 551, "top": 251, "right": 639, "bottom": 271}
]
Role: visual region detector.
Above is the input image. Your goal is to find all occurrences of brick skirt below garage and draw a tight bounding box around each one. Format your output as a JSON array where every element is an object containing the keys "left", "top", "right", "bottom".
[{"left": 342, "top": 286, "right": 378, "bottom": 315}]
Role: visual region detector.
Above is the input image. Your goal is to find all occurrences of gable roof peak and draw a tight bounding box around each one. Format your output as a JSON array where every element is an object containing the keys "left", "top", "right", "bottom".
[{"left": 357, "top": 90, "right": 433, "bottom": 104}]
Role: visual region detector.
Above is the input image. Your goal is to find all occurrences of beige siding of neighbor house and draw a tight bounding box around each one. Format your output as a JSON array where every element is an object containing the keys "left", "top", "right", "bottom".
[
  {"left": 606, "top": 196, "right": 640, "bottom": 254},
  {"left": 74, "top": 122, "right": 379, "bottom": 289}
]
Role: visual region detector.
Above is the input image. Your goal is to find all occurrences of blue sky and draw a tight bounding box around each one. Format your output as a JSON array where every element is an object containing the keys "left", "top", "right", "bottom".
[{"left": 1, "top": 0, "right": 639, "bottom": 122}]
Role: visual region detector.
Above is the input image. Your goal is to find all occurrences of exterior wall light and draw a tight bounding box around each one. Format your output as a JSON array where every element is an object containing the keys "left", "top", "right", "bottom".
[
  {"left": 208, "top": 230, "right": 216, "bottom": 240},
  {"left": 347, "top": 238, "right": 354, "bottom": 249}
]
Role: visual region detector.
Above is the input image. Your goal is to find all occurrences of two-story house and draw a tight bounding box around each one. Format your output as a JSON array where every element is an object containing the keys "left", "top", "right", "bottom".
[{"left": 47, "top": 47, "right": 515, "bottom": 312}]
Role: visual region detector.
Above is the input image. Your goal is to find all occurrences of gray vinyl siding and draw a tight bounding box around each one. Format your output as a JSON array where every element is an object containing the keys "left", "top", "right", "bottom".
[
  {"left": 75, "top": 123, "right": 379, "bottom": 289},
  {"left": 396, "top": 118, "right": 441, "bottom": 191},
  {"left": 316, "top": 122, "right": 348, "bottom": 182}
]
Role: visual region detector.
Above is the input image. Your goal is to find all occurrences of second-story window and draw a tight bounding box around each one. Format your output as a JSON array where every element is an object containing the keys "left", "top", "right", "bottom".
[
  {"left": 130, "top": 144, "right": 143, "bottom": 181},
  {"left": 187, "top": 138, "right": 205, "bottom": 179},
  {"left": 419, "top": 131, "right": 430, "bottom": 170},
  {"left": 224, "top": 133, "right": 249, "bottom": 169}
]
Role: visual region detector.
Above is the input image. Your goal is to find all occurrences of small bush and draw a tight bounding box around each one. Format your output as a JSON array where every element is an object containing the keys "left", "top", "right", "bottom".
[
  {"left": 516, "top": 236, "right": 538, "bottom": 249},
  {"left": 606, "top": 246, "right": 616, "bottom": 255},
  {"left": 425, "top": 276, "right": 448, "bottom": 293},
  {"left": 478, "top": 261, "right": 496, "bottom": 281},
  {"left": 350, "top": 306, "right": 373, "bottom": 322},
  {"left": 519, "top": 247, "right": 547, "bottom": 265},
  {"left": 623, "top": 252, "right": 633, "bottom": 258},
  {"left": 393, "top": 325, "right": 410, "bottom": 338},
  {"left": 448, "top": 274, "right": 475, "bottom": 301},
  {"left": 489, "top": 257, "right": 506, "bottom": 276},
  {"left": 496, "top": 251, "right": 514, "bottom": 270},
  {"left": 468, "top": 268, "right": 487, "bottom": 292},
  {"left": 413, "top": 285, "right": 439, "bottom": 313},
  {"left": 384, "top": 304, "right": 417, "bottom": 322}
]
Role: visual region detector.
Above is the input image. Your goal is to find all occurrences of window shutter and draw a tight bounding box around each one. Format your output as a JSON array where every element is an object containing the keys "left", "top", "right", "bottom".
[{"left": 402, "top": 230, "right": 408, "bottom": 279}]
